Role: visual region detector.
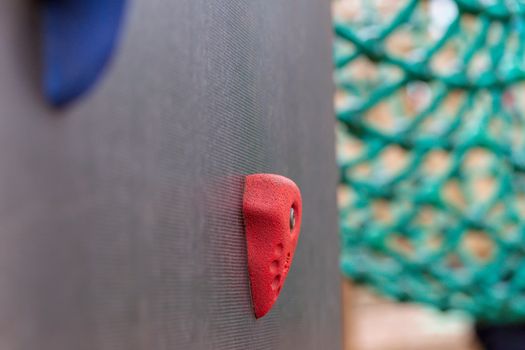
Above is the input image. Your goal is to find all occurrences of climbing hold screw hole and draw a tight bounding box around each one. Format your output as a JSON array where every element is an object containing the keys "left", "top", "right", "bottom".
[{"left": 290, "top": 206, "right": 295, "bottom": 231}]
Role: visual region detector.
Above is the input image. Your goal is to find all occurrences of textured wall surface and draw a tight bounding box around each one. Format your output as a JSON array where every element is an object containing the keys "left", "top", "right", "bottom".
[{"left": 0, "top": 0, "right": 340, "bottom": 349}]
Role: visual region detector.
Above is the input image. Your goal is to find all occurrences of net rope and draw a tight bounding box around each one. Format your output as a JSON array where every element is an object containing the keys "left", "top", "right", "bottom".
[{"left": 334, "top": 0, "right": 525, "bottom": 322}]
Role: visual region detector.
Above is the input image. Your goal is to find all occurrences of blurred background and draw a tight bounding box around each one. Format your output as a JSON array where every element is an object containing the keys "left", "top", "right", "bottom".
[
  {"left": 333, "top": 0, "right": 525, "bottom": 349},
  {"left": 342, "top": 281, "right": 479, "bottom": 350}
]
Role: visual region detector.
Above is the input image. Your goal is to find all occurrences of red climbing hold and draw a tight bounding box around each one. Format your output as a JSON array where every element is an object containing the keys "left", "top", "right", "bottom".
[{"left": 243, "top": 174, "right": 302, "bottom": 319}]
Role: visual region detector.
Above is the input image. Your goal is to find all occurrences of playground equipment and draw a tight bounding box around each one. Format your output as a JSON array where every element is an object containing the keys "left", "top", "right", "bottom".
[
  {"left": 334, "top": 0, "right": 525, "bottom": 323},
  {"left": 243, "top": 174, "right": 302, "bottom": 318},
  {"left": 0, "top": 1, "right": 340, "bottom": 349},
  {"left": 41, "top": 0, "right": 127, "bottom": 106}
]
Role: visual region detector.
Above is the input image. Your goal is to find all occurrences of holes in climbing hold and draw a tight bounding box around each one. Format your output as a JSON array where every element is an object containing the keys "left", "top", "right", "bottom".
[
  {"left": 275, "top": 243, "right": 284, "bottom": 256},
  {"left": 270, "top": 260, "right": 280, "bottom": 273},
  {"left": 271, "top": 275, "right": 281, "bottom": 290},
  {"left": 284, "top": 252, "right": 291, "bottom": 271}
]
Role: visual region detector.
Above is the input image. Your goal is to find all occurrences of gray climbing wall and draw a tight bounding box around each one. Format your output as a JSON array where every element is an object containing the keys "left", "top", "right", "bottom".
[{"left": 0, "top": 0, "right": 341, "bottom": 349}]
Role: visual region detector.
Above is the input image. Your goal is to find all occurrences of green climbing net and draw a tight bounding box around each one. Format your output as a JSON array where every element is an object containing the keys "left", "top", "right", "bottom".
[{"left": 334, "top": 0, "right": 525, "bottom": 322}]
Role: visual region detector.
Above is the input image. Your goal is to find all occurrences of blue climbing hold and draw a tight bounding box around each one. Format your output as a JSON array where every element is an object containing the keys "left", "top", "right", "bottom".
[{"left": 41, "top": 0, "right": 127, "bottom": 106}]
